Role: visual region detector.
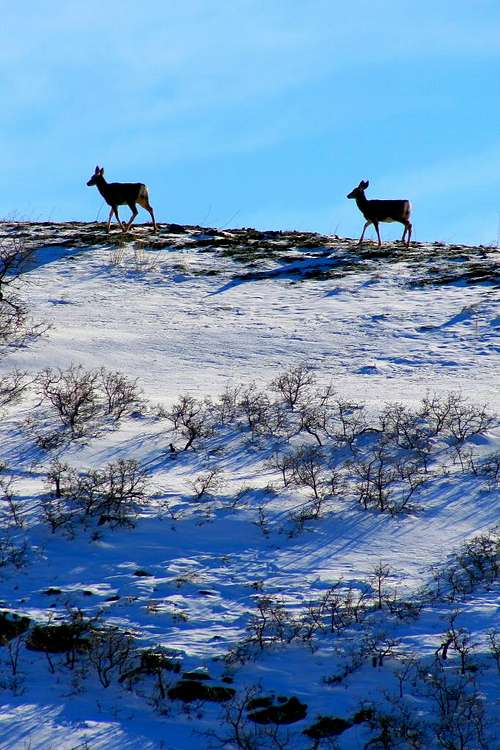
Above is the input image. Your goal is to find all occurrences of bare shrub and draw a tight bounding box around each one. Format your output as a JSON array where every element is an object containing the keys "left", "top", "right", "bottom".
[
  {"left": 267, "top": 452, "right": 297, "bottom": 488},
  {"left": 37, "top": 364, "right": 101, "bottom": 436},
  {"left": 97, "top": 367, "right": 142, "bottom": 418},
  {"left": 248, "top": 596, "right": 304, "bottom": 650},
  {"left": 205, "top": 686, "right": 293, "bottom": 750},
  {"left": 297, "top": 387, "right": 368, "bottom": 449},
  {"left": 370, "top": 561, "right": 392, "bottom": 610},
  {"left": 270, "top": 363, "right": 316, "bottom": 409},
  {"left": 0, "top": 238, "right": 48, "bottom": 354},
  {"left": 469, "top": 450, "right": 500, "bottom": 490},
  {"left": 378, "top": 403, "right": 434, "bottom": 464},
  {"left": 0, "top": 370, "right": 30, "bottom": 411},
  {"left": 364, "top": 701, "right": 424, "bottom": 749},
  {"left": 287, "top": 445, "right": 326, "bottom": 502},
  {"left": 214, "top": 384, "right": 243, "bottom": 425},
  {"left": 0, "top": 535, "right": 29, "bottom": 568},
  {"left": 43, "top": 458, "right": 150, "bottom": 529},
  {"left": 238, "top": 384, "right": 290, "bottom": 439},
  {"left": 0, "top": 466, "right": 24, "bottom": 528},
  {"left": 486, "top": 629, "right": 500, "bottom": 673},
  {"left": 191, "top": 467, "right": 225, "bottom": 501},
  {"left": 435, "top": 530, "right": 500, "bottom": 599},
  {"left": 350, "top": 445, "right": 426, "bottom": 514},
  {"left": 87, "top": 626, "right": 135, "bottom": 688},
  {"left": 421, "top": 392, "right": 495, "bottom": 444},
  {"left": 435, "top": 613, "right": 476, "bottom": 675},
  {"left": 165, "top": 394, "right": 214, "bottom": 450},
  {"left": 36, "top": 365, "right": 142, "bottom": 438},
  {"left": 419, "top": 663, "right": 488, "bottom": 750}
]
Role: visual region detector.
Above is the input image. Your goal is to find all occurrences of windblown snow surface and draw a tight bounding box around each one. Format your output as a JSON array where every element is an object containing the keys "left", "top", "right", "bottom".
[{"left": 0, "top": 221, "right": 499, "bottom": 749}]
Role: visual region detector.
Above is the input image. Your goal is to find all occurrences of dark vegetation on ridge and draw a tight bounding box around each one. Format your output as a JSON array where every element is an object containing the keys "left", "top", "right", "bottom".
[{"left": 0, "top": 221, "right": 498, "bottom": 289}]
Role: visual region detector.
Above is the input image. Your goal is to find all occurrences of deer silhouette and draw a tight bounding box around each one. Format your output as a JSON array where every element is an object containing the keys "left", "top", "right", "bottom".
[
  {"left": 347, "top": 180, "right": 412, "bottom": 247},
  {"left": 87, "top": 166, "right": 157, "bottom": 233}
]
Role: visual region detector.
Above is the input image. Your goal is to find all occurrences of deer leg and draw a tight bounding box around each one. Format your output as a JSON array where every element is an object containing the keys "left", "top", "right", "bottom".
[
  {"left": 401, "top": 220, "right": 412, "bottom": 247},
  {"left": 359, "top": 220, "right": 371, "bottom": 244},
  {"left": 139, "top": 196, "right": 158, "bottom": 233},
  {"left": 147, "top": 206, "right": 158, "bottom": 233},
  {"left": 374, "top": 221, "right": 382, "bottom": 247},
  {"left": 125, "top": 203, "right": 138, "bottom": 232},
  {"left": 106, "top": 208, "right": 114, "bottom": 233},
  {"left": 110, "top": 207, "right": 125, "bottom": 232},
  {"left": 405, "top": 221, "right": 412, "bottom": 247}
]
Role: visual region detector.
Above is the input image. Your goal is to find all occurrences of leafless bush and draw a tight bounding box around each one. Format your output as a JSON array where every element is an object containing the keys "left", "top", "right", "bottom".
[
  {"left": 204, "top": 686, "right": 293, "bottom": 750},
  {"left": 0, "top": 238, "right": 48, "bottom": 355},
  {"left": 267, "top": 452, "right": 297, "bottom": 488},
  {"left": 275, "top": 445, "right": 345, "bottom": 524},
  {"left": 165, "top": 394, "right": 214, "bottom": 450},
  {"left": 214, "top": 384, "right": 243, "bottom": 424},
  {"left": 324, "top": 634, "right": 378, "bottom": 685},
  {"left": 0, "top": 534, "right": 29, "bottom": 568},
  {"left": 468, "top": 450, "right": 500, "bottom": 490},
  {"left": 435, "top": 613, "right": 476, "bottom": 675},
  {"left": 97, "top": 367, "right": 142, "bottom": 418},
  {"left": 421, "top": 392, "right": 495, "bottom": 445},
  {"left": 486, "top": 629, "right": 500, "bottom": 673},
  {"left": 191, "top": 467, "right": 225, "bottom": 501},
  {"left": 0, "top": 370, "right": 30, "bottom": 411},
  {"left": 297, "top": 388, "right": 368, "bottom": 449},
  {"left": 0, "top": 466, "right": 24, "bottom": 528},
  {"left": 248, "top": 596, "right": 304, "bottom": 649},
  {"left": 435, "top": 531, "right": 500, "bottom": 599},
  {"left": 5, "top": 633, "right": 25, "bottom": 678},
  {"left": 363, "top": 701, "right": 424, "bottom": 749},
  {"left": 419, "top": 663, "right": 488, "bottom": 750},
  {"left": 36, "top": 364, "right": 141, "bottom": 438},
  {"left": 238, "top": 384, "right": 290, "bottom": 439},
  {"left": 0, "top": 237, "right": 36, "bottom": 297},
  {"left": 350, "top": 445, "right": 426, "bottom": 514},
  {"left": 43, "top": 458, "right": 150, "bottom": 529},
  {"left": 370, "top": 562, "right": 392, "bottom": 610},
  {"left": 37, "top": 365, "right": 101, "bottom": 436},
  {"left": 286, "top": 445, "right": 326, "bottom": 501},
  {"left": 378, "top": 402, "right": 434, "bottom": 461},
  {"left": 393, "top": 654, "right": 418, "bottom": 699},
  {"left": 270, "top": 363, "right": 316, "bottom": 409},
  {"left": 87, "top": 626, "right": 135, "bottom": 688}
]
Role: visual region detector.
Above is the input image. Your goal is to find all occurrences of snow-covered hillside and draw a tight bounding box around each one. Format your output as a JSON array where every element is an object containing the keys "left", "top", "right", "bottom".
[{"left": 0, "top": 221, "right": 498, "bottom": 750}]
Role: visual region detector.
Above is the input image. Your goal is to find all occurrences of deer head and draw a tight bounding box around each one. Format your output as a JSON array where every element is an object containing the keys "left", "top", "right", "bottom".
[
  {"left": 86, "top": 166, "right": 104, "bottom": 187},
  {"left": 347, "top": 180, "right": 369, "bottom": 199}
]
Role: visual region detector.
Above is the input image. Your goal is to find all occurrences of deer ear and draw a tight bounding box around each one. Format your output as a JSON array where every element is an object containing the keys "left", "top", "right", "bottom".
[
  {"left": 362, "top": 180, "right": 369, "bottom": 189},
  {"left": 95, "top": 166, "right": 100, "bottom": 174},
  {"left": 99, "top": 168, "right": 104, "bottom": 175}
]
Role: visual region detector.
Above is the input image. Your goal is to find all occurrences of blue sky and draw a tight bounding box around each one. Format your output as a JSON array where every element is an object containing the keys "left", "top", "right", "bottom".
[{"left": 2, "top": 1, "right": 500, "bottom": 244}]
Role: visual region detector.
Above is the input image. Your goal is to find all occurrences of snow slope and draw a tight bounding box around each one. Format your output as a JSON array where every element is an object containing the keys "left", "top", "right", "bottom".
[{"left": 0, "top": 221, "right": 498, "bottom": 749}]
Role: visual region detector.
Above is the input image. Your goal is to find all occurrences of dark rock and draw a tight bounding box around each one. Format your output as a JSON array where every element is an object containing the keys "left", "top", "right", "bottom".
[
  {"left": 303, "top": 715, "right": 353, "bottom": 739},
  {"left": 168, "top": 679, "right": 235, "bottom": 702},
  {"left": 352, "top": 707, "right": 374, "bottom": 724},
  {"left": 248, "top": 696, "right": 307, "bottom": 725},
  {"left": 0, "top": 611, "right": 31, "bottom": 644},
  {"left": 26, "top": 622, "right": 89, "bottom": 653}
]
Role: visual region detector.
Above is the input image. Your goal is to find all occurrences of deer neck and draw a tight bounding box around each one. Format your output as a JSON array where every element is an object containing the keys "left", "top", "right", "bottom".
[
  {"left": 95, "top": 175, "right": 110, "bottom": 201},
  {"left": 355, "top": 190, "right": 369, "bottom": 214}
]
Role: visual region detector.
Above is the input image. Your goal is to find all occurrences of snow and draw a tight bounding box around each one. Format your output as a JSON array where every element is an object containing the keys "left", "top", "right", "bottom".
[{"left": 0, "top": 221, "right": 499, "bottom": 749}]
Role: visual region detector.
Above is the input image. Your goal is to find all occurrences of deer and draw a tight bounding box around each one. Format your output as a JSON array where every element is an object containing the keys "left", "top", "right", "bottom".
[
  {"left": 347, "top": 180, "right": 412, "bottom": 247},
  {"left": 86, "top": 166, "right": 158, "bottom": 233}
]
